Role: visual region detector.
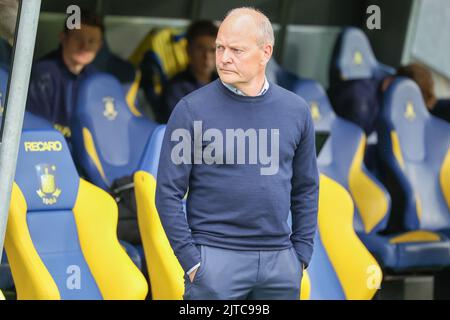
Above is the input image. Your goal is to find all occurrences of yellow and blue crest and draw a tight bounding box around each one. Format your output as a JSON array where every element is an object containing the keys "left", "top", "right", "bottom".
[
  {"left": 404, "top": 100, "right": 416, "bottom": 121},
  {"left": 353, "top": 50, "right": 363, "bottom": 65},
  {"left": 35, "top": 163, "right": 61, "bottom": 205},
  {"left": 103, "top": 97, "right": 118, "bottom": 121}
]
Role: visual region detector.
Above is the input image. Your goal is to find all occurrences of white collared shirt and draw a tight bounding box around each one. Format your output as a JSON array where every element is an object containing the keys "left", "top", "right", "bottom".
[{"left": 221, "top": 77, "right": 270, "bottom": 96}]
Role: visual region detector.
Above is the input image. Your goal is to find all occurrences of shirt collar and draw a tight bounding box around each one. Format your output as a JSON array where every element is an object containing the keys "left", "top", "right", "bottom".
[{"left": 221, "top": 77, "right": 269, "bottom": 96}]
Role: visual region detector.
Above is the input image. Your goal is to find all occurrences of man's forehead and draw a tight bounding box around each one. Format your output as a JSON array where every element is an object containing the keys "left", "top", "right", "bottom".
[
  {"left": 216, "top": 28, "right": 258, "bottom": 46},
  {"left": 69, "top": 24, "right": 102, "bottom": 35}
]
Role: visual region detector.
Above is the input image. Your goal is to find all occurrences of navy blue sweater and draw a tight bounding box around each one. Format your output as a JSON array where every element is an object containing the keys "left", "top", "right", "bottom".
[{"left": 155, "top": 79, "right": 319, "bottom": 273}]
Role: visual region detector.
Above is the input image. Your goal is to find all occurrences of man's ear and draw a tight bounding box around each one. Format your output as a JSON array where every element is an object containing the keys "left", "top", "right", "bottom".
[{"left": 261, "top": 43, "right": 273, "bottom": 65}]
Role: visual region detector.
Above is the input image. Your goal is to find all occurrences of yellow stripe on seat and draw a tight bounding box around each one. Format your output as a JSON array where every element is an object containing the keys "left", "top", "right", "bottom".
[
  {"left": 391, "top": 131, "right": 405, "bottom": 169},
  {"left": 440, "top": 149, "right": 450, "bottom": 209},
  {"left": 126, "top": 70, "right": 143, "bottom": 117},
  {"left": 319, "top": 174, "right": 382, "bottom": 300},
  {"left": 134, "top": 171, "right": 185, "bottom": 300},
  {"left": 72, "top": 179, "right": 148, "bottom": 299},
  {"left": 389, "top": 231, "right": 441, "bottom": 244},
  {"left": 391, "top": 131, "right": 422, "bottom": 222},
  {"left": 82, "top": 128, "right": 108, "bottom": 186},
  {"left": 0, "top": 290, "right": 4, "bottom": 300},
  {"left": 4, "top": 184, "right": 60, "bottom": 300},
  {"left": 300, "top": 271, "right": 311, "bottom": 300},
  {"left": 349, "top": 135, "right": 389, "bottom": 234}
]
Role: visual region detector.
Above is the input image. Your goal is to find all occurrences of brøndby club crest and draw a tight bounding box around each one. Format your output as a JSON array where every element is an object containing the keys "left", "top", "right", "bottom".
[
  {"left": 103, "top": 96, "right": 118, "bottom": 120},
  {"left": 36, "top": 164, "right": 61, "bottom": 205},
  {"left": 353, "top": 50, "right": 363, "bottom": 65},
  {"left": 404, "top": 100, "right": 416, "bottom": 121}
]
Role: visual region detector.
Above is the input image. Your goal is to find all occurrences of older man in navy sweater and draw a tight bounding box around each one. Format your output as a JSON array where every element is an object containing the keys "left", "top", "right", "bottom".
[{"left": 156, "top": 7, "right": 319, "bottom": 300}]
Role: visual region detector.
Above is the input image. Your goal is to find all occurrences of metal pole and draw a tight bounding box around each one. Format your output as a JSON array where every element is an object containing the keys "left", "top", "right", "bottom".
[{"left": 0, "top": 0, "right": 42, "bottom": 262}]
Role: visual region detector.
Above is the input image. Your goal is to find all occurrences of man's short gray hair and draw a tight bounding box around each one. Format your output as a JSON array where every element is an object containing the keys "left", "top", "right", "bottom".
[{"left": 224, "top": 7, "right": 275, "bottom": 47}]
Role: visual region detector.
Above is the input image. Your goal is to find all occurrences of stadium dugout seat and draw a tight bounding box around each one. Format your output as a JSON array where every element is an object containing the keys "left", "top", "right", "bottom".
[
  {"left": 4, "top": 128, "right": 148, "bottom": 299},
  {"left": 71, "top": 72, "right": 157, "bottom": 268},
  {"left": 296, "top": 79, "right": 450, "bottom": 272},
  {"left": 93, "top": 40, "right": 142, "bottom": 116},
  {"left": 329, "top": 27, "right": 395, "bottom": 86},
  {"left": 377, "top": 77, "right": 450, "bottom": 240},
  {"left": 130, "top": 28, "right": 189, "bottom": 119},
  {"left": 71, "top": 72, "right": 157, "bottom": 191}
]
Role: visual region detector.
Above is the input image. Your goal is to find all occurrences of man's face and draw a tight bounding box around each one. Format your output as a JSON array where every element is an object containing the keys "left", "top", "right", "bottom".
[
  {"left": 60, "top": 23, "right": 102, "bottom": 67},
  {"left": 215, "top": 15, "right": 270, "bottom": 87},
  {"left": 188, "top": 35, "right": 216, "bottom": 78}
]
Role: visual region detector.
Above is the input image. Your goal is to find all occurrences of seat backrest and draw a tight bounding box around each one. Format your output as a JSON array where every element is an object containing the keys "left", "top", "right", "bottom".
[
  {"left": 378, "top": 77, "right": 450, "bottom": 231},
  {"left": 5, "top": 129, "right": 148, "bottom": 299},
  {"left": 329, "top": 27, "right": 394, "bottom": 85},
  {"left": 71, "top": 72, "right": 157, "bottom": 190},
  {"left": 93, "top": 41, "right": 142, "bottom": 116},
  {"left": 137, "top": 28, "right": 189, "bottom": 109},
  {"left": 307, "top": 175, "right": 382, "bottom": 299},
  {"left": 134, "top": 125, "right": 187, "bottom": 300},
  {"left": 296, "top": 79, "right": 391, "bottom": 235},
  {"left": 130, "top": 28, "right": 188, "bottom": 76}
]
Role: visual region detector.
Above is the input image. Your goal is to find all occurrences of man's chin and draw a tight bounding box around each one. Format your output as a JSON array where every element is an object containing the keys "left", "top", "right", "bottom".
[
  {"left": 219, "top": 73, "right": 238, "bottom": 84},
  {"left": 72, "top": 55, "right": 95, "bottom": 66}
]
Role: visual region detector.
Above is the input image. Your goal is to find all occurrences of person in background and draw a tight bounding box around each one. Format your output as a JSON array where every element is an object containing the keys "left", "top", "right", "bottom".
[
  {"left": 159, "top": 20, "right": 218, "bottom": 123},
  {"left": 329, "top": 63, "right": 450, "bottom": 135},
  {"left": 26, "top": 9, "right": 103, "bottom": 144}
]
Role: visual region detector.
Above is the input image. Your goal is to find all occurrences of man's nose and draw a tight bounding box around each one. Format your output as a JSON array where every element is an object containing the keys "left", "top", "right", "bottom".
[
  {"left": 78, "top": 39, "right": 89, "bottom": 50},
  {"left": 220, "top": 48, "right": 232, "bottom": 64}
]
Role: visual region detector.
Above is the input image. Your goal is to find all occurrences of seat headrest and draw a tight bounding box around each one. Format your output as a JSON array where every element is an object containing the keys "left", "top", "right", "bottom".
[
  {"left": 332, "top": 27, "right": 378, "bottom": 81},
  {"left": 15, "top": 130, "right": 79, "bottom": 211},
  {"left": 23, "top": 112, "right": 54, "bottom": 131},
  {"left": 294, "top": 79, "right": 336, "bottom": 131},
  {"left": 381, "top": 77, "right": 431, "bottom": 162},
  {"left": 382, "top": 77, "right": 430, "bottom": 125},
  {"left": 75, "top": 72, "right": 134, "bottom": 165}
]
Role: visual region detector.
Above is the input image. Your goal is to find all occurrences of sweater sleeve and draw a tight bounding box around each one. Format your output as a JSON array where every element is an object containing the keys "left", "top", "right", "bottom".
[
  {"left": 155, "top": 99, "right": 201, "bottom": 273},
  {"left": 290, "top": 106, "right": 320, "bottom": 268}
]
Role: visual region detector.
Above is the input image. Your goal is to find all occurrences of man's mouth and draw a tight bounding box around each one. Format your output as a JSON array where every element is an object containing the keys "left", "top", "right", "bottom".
[{"left": 219, "top": 69, "right": 235, "bottom": 74}]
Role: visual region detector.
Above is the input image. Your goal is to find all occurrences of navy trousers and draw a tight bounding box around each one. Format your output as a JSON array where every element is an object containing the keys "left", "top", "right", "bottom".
[{"left": 183, "top": 245, "right": 303, "bottom": 300}]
